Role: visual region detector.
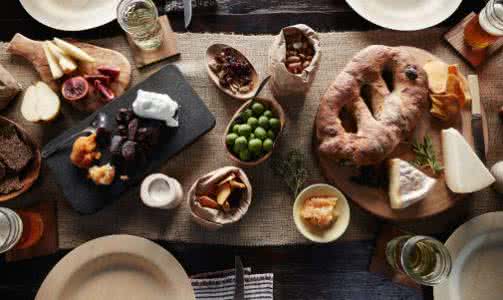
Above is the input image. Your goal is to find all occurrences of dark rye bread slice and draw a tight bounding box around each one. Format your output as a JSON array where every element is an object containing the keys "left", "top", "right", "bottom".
[
  {"left": 0, "top": 175, "right": 23, "bottom": 194},
  {"left": 0, "top": 125, "right": 33, "bottom": 172}
]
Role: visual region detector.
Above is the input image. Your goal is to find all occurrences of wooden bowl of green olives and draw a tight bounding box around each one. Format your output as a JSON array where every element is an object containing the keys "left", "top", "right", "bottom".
[{"left": 224, "top": 98, "right": 285, "bottom": 167}]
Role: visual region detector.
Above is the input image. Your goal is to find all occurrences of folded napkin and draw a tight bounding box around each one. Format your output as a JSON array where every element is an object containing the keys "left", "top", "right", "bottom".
[{"left": 191, "top": 268, "right": 274, "bottom": 299}]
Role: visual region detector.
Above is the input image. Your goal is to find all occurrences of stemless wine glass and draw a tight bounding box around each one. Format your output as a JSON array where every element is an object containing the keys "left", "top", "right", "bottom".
[
  {"left": 117, "top": 0, "right": 162, "bottom": 50},
  {"left": 385, "top": 235, "right": 452, "bottom": 286},
  {"left": 464, "top": 0, "right": 503, "bottom": 49}
]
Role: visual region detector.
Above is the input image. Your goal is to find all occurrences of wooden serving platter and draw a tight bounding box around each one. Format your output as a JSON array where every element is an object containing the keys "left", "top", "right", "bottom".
[
  {"left": 7, "top": 33, "right": 132, "bottom": 112},
  {"left": 317, "top": 47, "right": 487, "bottom": 221}
]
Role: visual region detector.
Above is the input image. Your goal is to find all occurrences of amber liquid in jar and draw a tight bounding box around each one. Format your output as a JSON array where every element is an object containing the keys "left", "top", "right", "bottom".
[{"left": 464, "top": 16, "right": 500, "bottom": 49}]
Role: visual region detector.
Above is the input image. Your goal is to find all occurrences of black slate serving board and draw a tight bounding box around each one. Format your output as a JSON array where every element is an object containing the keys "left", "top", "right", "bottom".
[{"left": 44, "top": 65, "right": 216, "bottom": 214}]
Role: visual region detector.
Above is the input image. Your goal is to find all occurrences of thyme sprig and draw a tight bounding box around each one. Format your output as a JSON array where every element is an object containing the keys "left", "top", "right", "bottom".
[
  {"left": 270, "top": 149, "right": 308, "bottom": 198},
  {"left": 412, "top": 135, "right": 443, "bottom": 174}
]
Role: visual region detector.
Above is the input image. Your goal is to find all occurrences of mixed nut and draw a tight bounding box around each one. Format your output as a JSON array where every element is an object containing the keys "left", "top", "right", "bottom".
[
  {"left": 284, "top": 29, "right": 315, "bottom": 74},
  {"left": 196, "top": 172, "right": 247, "bottom": 213},
  {"left": 208, "top": 47, "right": 254, "bottom": 94}
]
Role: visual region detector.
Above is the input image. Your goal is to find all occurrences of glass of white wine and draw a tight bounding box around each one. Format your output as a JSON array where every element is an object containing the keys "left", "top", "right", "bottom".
[
  {"left": 117, "top": 0, "right": 162, "bottom": 50},
  {"left": 385, "top": 235, "right": 452, "bottom": 286}
]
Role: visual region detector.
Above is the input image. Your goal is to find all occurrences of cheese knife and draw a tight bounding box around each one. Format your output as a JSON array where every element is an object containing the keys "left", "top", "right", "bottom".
[
  {"left": 468, "top": 75, "right": 486, "bottom": 164},
  {"left": 233, "top": 256, "right": 245, "bottom": 300},
  {"left": 183, "top": 0, "right": 192, "bottom": 29}
]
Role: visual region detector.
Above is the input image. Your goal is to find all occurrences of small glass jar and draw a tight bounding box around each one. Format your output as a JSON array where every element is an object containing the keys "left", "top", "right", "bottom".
[
  {"left": 117, "top": 0, "right": 162, "bottom": 50},
  {"left": 464, "top": 0, "right": 503, "bottom": 49},
  {"left": 386, "top": 235, "right": 452, "bottom": 286}
]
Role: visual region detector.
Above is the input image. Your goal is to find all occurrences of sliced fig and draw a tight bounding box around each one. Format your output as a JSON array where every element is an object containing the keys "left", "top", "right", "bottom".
[
  {"left": 94, "top": 80, "right": 115, "bottom": 102},
  {"left": 84, "top": 74, "right": 111, "bottom": 86},
  {"left": 97, "top": 66, "right": 120, "bottom": 81},
  {"left": 61, "top": 76, "right": 89, "bottom": 101}
]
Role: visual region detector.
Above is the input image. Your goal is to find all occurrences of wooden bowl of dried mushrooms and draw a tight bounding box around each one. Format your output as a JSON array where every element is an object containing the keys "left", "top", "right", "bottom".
[{"left": 206, "top": 44, "right": 259, "bottom": 101}]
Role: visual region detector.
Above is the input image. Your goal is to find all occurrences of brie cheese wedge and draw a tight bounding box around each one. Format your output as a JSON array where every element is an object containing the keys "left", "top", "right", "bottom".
[
  {"left": 441, "top": 128, "right": 495, "bottom": 193},
  {"left": 388, "top": 158, "right": 437, "bottom": 209}
]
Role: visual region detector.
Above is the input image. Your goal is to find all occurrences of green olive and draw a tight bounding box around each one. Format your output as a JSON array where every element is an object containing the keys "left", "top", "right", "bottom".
[
  {"left": 234, "top": 136, "right": 248, "bottom": 151},
  {"left": 248, "top": 138, "right": 263, "bottom": 154},
  {"left": 263, "top": 138, "right": 274, "bottom": 152},
  {"left": 263, "top": 110, "right": 273, "bottom": 118},
  {"left": 242, "top": 109, "right": 254, "bottom": 120},
  {"left": 247, "top": 117, "right": 259, "bottom": 129},
  {"left": 267, "top": 129, "right": 276, "bottom": 139},
  {"left": 232, "top": 124, "right": 240, "bottom": 134},
  {"left": 226, "top": 133, "right": 238, "bottom": 146},
  {"left": 251, "top": 102, "right": 265, "bottom": 116},
  {"left": 238, "top": 124, "right": 252, "bottom": 137},
  {"left": 269, "top": 118, "right": 280, "bottom": 131},
  {"left": 239, "top": 148, "right": 251, "bottom": 161},
  {"left": 258, "top": 116, "right": 269, "bottom": 129},
  {"left": 254, "top": 127, "right": 267, "bottom": 140}
]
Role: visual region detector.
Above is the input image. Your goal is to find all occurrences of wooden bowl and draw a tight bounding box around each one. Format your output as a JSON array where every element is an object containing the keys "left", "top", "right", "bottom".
[
  {"left": 0, "top": 117, "right": 41, "bottom": 202},
  {"left": 206, "top": 43, "right": 259, "bottom": 101},
  {"left": 224, "top": 97, "right": 286, "bottom": 167}
]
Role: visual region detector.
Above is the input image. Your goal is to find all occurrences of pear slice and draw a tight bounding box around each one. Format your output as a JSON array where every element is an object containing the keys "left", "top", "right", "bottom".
[
  {"left": 20, "top": 85, "right": 41, "bottom": 122},
  {"left": 46, "top": 41, "right": 77, "bottom": 74},
  {"left": 42, "top": 42, "right": 63, "bottom": 79},
  {"left": 53, "top": 37, "right": 95, "bottom": 63},
  {"left": 35, "top": 81, "right": 60, "bottom": 121}
]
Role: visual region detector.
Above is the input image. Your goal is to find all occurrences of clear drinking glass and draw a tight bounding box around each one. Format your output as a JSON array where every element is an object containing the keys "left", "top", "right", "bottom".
[
  {"left": 385, "top": 235, "right": 452, "bottom": 286},
  {"left": 464, "top": 0, "right": 503, "bottom": 49},
  {"left": 117, "top": 0, "right": 162, "bottom": 50},
  {"left": 0, "top": 207, "right": 23, "bottom": 254}
]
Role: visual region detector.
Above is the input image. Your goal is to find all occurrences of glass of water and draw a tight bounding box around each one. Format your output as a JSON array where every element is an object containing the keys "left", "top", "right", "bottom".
[
  {"left": 385, "top": 235, "right": 452, "bottom": 286},
  {"left": 117, "top": 0, "right": 162, "bottom": 50}
]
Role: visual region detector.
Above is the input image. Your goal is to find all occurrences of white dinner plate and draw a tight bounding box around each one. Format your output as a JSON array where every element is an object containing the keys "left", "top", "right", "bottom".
[
  {"left": 345, "top": 0, "right": 463, "bottom": 31},
  {"left": 36, "top": 235, "right": 195, "bottom": 300},
  {"left": 434, "top": 212, "right": 503, "bottom": 300},
  {"left": 19, "top": 0, "right": 121, "bottom": 31}
]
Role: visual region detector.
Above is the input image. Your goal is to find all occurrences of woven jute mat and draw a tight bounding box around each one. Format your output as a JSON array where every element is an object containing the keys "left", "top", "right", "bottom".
[{"left": 1, "top": 28, "right": 502, "bottom": 248}]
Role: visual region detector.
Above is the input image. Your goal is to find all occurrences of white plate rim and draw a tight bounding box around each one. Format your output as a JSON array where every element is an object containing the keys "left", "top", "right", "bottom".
[
  {"left": 345, "top": 0, "right": 463, "bottom": 31},
  {"left": 35, "top": 234, "right": 195, "bottom": 300},
  {"left": 433, "top": 211, "right": 503, "bottom": 300},
  {"left": 19, "top": 0, "right": 120, "bottom": 31}
]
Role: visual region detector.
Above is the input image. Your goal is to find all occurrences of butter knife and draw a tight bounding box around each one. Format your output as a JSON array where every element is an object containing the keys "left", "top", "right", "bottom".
[
  {"left": 468, "top": 75, "right": 486, "bottom": 164},
  {"left": 183, "top": 0, "right": 192, "bottom": 28},
  {"left": 234, "top": 256, "right": 245, "bottom": 300}
]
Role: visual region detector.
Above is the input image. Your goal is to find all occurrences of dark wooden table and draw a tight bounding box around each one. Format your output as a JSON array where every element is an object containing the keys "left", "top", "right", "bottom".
[{"left": 0, "top": 1, "right": 485, "bottom": 299}]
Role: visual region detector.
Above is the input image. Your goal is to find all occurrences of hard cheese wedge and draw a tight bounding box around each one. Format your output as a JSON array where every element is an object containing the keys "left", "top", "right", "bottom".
[
  {"left": 441, "top": 128, "right": 495, "bottom": 193},
  {"left": 388, "top": 158, "right": 437, "bottom": 209}
]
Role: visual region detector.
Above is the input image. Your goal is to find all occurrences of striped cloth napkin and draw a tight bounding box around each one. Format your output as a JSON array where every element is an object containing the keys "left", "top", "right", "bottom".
[{"left": 191, "top": 268, "right": 274, "bottom": 299}]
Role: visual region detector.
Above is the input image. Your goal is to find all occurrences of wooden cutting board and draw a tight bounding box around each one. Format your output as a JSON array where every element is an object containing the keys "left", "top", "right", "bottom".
[
  {"left": 317, "top": 47, "right": 488, "bottom": 221},
  {"left": 7, "top": 33, "right": 132, "bottom": 112}
]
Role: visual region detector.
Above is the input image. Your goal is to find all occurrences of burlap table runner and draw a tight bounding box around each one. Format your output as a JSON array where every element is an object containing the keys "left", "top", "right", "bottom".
[{"left": 1, "top": 28, "right": 501, "bottom": 248}]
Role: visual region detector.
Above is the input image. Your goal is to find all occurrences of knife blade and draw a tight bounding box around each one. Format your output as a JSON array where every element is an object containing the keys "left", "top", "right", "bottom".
[
  {"left": 233, "top": 256, "right": 245, "bottom": 300},
  {"left": 183, "top": 0, "right": 192, "bottom": 29},
  {"left": 468, "top": 75, "right": 486, "bottom": 164}
]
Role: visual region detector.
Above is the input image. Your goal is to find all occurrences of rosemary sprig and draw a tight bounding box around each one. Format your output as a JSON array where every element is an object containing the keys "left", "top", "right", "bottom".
[
  {"left": 412, "top": 135, "right": 443, "bottom": 174},
  {"left": 270, "top": 149, "right": 308, "bottom": 198}
]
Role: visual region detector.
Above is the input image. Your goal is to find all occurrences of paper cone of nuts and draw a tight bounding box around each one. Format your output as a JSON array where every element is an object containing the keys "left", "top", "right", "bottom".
[
  {"left": 268, "top": 24, "right": 321, "bottom": 98},
  {"left": 188, "top": 166, "right": 252, "bottom": 230}
]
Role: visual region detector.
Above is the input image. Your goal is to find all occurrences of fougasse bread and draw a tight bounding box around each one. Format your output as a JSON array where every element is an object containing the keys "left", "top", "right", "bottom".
[{"left": 315, "top": 45, "right": 429, "bottom": 166}]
